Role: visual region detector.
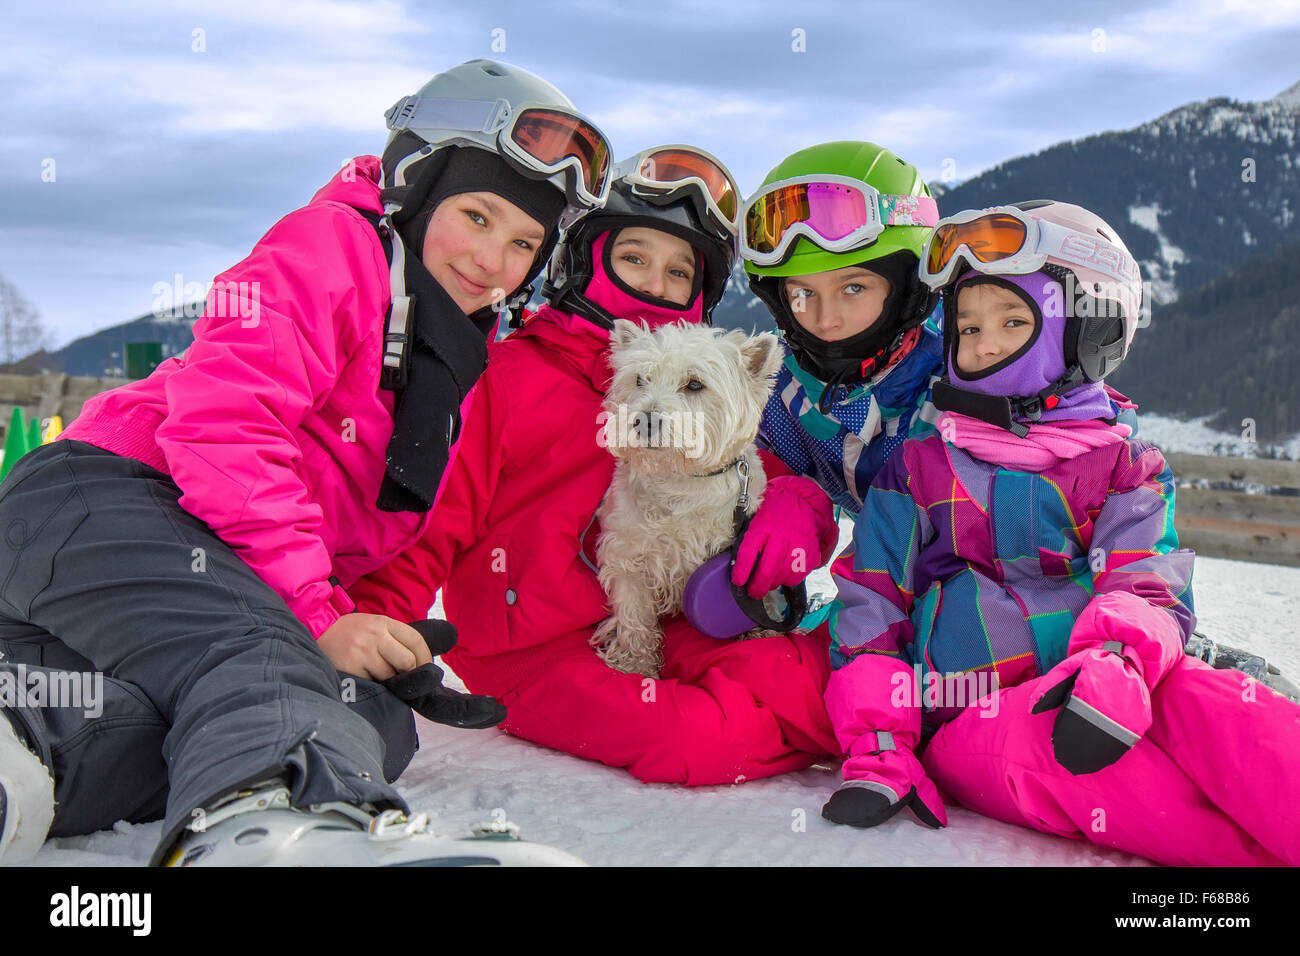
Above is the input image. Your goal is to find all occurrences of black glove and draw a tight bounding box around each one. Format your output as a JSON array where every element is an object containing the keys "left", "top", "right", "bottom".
[
  {"left": 822, "top": 784, "right": 945, "bottom": 830},
  {"left": 382, "top": 620, "right": 506, "bottom": 729}
]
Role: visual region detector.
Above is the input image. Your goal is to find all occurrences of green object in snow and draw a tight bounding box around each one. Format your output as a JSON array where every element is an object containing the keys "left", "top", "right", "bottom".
[{"left": 1, "top": 407, "right": 33, "bottom": 481}]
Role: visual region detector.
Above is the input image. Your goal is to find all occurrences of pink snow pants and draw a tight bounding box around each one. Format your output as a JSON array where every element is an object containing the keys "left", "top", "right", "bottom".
[{"left": 923, "top": 656, "right": 1300, "bottom": 865}]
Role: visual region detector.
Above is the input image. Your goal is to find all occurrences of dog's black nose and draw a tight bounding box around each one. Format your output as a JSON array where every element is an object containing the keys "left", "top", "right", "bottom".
[{"left": 631, "top": 410, "right": 667, "bottom": 447}]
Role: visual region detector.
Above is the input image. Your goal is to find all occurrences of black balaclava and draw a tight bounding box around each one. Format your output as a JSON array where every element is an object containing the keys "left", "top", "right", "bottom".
[
  {"left": 777, "top": 249, "right": 924, "bottom": 388},
  {"left": 376, "top": 148, "right": 566, "bottom": 513},
  {"left": 393, "top": 146, "right": 566, "bottom": 331},
  {"left": 398, "top": 146, "right": 566, "bottom": 280}
]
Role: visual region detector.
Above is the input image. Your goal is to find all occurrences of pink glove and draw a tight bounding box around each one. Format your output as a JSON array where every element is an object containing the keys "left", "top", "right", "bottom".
[
  {"left": 824, "top": 735, "right": 948, "bottom": 829},
  {"left": 1030, "top": 591, "right": 1186, "bottom": 775},
  {"left": 731, "top": 475, "right": 837, "bottom": 599},
  {"left": 1031, "top": 643, "right": 1152, "bottom": 775},
  {"left": 824, "top": 654, "right": 947, "bottom": 829}
]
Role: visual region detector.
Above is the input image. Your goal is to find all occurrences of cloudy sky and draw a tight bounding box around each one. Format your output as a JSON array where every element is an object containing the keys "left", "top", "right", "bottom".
[{"left": 3, "top": 0, "right": 1299, "bottom": 347}]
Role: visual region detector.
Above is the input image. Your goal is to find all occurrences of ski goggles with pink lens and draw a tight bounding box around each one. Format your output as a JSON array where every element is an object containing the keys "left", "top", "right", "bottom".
[
  {"left": 741, "top": 174, "right": 940, "bottom": 267},
  {"left": 921, "top": 206, "right": 1140, "bottom": 290},
  {"left": 615, "top": 145, "right": 741, "bottom": 239}
]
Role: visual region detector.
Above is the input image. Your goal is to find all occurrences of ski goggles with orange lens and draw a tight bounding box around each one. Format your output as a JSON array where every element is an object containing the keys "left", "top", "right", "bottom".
[
  {"left": 505, "top": 107, "right": 611, "bottom": 208},
  {"left": 741, "top": 175, "right": 940, "bottom": 267},
  {"left": 616, "top": 145, "right": 741, "bottom": 238},
  {"left": 387, "top": 96, "right": 613, "bottom": 209},
  {"left": 921, "top": 206, "right": 1138, "bottom": 289}
]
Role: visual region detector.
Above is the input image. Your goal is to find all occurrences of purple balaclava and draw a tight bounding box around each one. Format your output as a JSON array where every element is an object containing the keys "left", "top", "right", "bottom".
[{"left": 947, "top": 270, "right": 1116, "bottom": 424}]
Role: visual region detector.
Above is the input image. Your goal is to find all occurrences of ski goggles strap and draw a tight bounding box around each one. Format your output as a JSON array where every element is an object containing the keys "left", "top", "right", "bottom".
[
  {"left": 618, "top": 145, "right": 741, "bottom": 238},
  {"left": 741, "top": 175, "right": 939, "bottom": 267},
  {"left": 385, "top": 96, "right": 612, "bottom": 209},
  {"left": 921, "top": 207, "right": 1138, "bottom": 290},
  {"left": 386, "top": 95, "right": 512, "bottom": 135}
]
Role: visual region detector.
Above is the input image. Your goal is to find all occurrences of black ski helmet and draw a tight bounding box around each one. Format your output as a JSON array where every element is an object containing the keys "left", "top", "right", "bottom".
[{"left": 541, "top": 166, "right": 737, "bottom": 330}]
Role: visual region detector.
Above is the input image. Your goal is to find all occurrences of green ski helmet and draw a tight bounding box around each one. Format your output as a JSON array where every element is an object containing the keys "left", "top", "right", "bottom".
[{"left": 742, "top": 141, "right": 941, "bottom": 386}]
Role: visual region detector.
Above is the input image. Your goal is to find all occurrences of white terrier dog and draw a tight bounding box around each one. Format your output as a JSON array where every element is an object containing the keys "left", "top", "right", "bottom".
[{"left": 592, "top": 319, "right": 783, "bottom": 677}]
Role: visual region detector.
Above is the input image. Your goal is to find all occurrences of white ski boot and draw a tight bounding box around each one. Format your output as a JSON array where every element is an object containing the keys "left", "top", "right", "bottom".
[
  {"left": 0, "top": 712, "right": 56, "bottom": 865},
  {"left": 165, "top": 784, "right": 586, "bottom": 867}
]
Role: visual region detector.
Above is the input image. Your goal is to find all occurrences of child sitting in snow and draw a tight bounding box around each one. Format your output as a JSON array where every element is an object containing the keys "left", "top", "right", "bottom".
[
  {"left": 348, "top": 147, "right": 841, "bottom": 785},
  {"left": 819, "top": 200, "right": 1300, "bottom": 865},
  {"left": 0, "top": 59, "right": 601, "bottom": 867}
]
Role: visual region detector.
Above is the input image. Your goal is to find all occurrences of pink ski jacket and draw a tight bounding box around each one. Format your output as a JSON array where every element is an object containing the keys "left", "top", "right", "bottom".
[
  {"left": 348, "top": 305, "right": 615, "bottom": 690},
  {"left": 62, "top": 156, "right": 433, "bottom": 638}
]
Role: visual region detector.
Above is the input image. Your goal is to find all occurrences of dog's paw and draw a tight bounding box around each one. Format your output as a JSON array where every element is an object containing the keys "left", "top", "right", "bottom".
[
  {"left": 596, "top": 630, "right": 664, "bottom": 678},
  {"left": 605, "top": 654, "right": 655, "bottom": 677},
  {"left": 601, "top": 645, "right": 659, "bottom": 678},
  {"left": 591, "top": 616, "right": 618, "bottom": 650}
]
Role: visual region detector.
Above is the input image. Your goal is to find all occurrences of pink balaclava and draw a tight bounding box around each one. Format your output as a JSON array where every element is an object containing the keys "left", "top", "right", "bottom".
[{"left": 581, "top": 230, "right": 706, "bottom": 330}]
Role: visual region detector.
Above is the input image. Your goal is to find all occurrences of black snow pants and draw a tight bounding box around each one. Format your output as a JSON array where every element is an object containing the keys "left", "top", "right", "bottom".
[{"left": 0, "top": 440, "right": 417, "bottom": 865}]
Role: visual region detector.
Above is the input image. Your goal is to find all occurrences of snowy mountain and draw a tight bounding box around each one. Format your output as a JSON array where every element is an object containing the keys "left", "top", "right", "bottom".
[
  {"left": 937, "top": 81, "right": 1300, "bottom": 306},
  {"left": 32, "top": 80, "right": 1300, "bottom": 376},
  {"left": 710, "top": 266, "right": 776, "bottom": 334},
  {"left": 709, "top": 83, "right": 1300, "bottom": 442},
  {"left": 2, "top": 307, "right": 196, "bottom": 377},
  {"left": 1109, "top": 238, "right": 1300, "bottom": 442}
]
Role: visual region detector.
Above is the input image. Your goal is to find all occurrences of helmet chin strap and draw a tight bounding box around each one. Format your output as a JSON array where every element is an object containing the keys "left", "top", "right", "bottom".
[
  {"left": 933, "top": 365, "right": 1089, "bottom": 439},
  {"left": 378, "top": 213, "right": 414, "bottom": 390},
  {"left": 501, "top": 283, "right": 534, "bottom": 329},
  {"left": 814, "top": 337, "right": 896, "bottom": 414}
]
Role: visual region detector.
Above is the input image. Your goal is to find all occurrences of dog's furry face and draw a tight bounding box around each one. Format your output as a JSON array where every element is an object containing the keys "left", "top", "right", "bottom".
[
  {"left": 593, "top": 319, "right": 785, "bottom": 676},
  {"left": 602, "top": 319, "right": 783, "bottom": 476}
]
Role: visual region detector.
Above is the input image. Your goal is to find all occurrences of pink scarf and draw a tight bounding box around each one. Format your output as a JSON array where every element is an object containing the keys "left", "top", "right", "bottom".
[{"left": 937, "top": 410, "right": 1132, "bottom": 471}]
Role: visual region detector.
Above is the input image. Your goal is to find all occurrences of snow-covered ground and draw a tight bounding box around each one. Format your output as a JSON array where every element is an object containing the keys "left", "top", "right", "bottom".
[
  {"left": 1137, "top": 412, "right": 1300, "bottom": 460},
  {"left": 25, "top": 552, "right": 1300, "bottom": 868},
  {"left": 21, "top": 411, "right": 1299, "bottom": 867}
]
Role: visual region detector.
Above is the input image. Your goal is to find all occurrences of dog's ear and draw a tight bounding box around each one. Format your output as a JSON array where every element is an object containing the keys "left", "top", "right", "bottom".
[
  {"left": 740, "top": 332, "right": 783, "bottom": 383},
  {"left": 610, "top": 318, "right": 645, "bottom": 353}
]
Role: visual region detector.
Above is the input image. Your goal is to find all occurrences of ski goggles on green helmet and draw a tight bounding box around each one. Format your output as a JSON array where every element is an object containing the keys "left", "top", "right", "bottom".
[
  {"left": 386, "top": 96, "right": 613, "bottom": 209},
  {"left": 920, "top": 206, "right": 1140, "bottom": 291},
  {"left": 741, "top": 174, "right": 940, "bottom": 267},
  {"left": 615, "top": 145, "right": 741, "bottom": 239}
]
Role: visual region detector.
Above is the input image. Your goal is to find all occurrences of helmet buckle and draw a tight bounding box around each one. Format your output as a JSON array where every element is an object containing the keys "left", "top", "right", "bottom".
[
  {"left": 1014, "top": 395, "right": 1044, "bottom": 422},
  {"left": 380, "top": 295, "right": 413, "bottom": 390}
]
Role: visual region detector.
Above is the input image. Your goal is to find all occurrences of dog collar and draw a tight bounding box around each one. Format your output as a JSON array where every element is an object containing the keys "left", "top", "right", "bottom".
[
  {"left": 690, "top": 457, "right": 744, "bottom": 478},
  {"left": 688, "top": 458, "right": 752, "bottom": 538}
]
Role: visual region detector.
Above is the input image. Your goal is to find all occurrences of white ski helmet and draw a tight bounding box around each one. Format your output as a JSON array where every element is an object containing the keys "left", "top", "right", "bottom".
[
  {"left": 380, "top": 59, "right": 612, "bottom": 226},
  {"left": 373, "top": 60, "right": 613, "bottom": 382}
]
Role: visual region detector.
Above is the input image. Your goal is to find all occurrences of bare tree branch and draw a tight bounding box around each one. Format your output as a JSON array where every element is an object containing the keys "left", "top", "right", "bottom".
[{"left": 0, "top": 274, "right": 52, "bottom": 366}]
